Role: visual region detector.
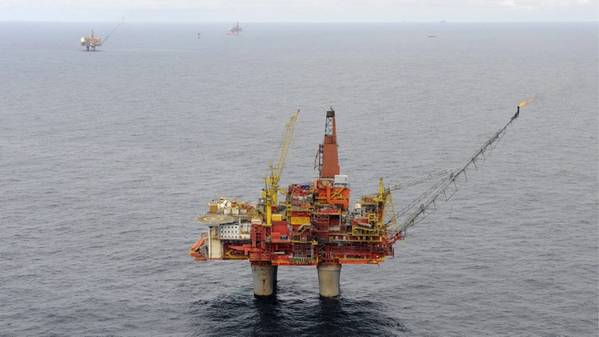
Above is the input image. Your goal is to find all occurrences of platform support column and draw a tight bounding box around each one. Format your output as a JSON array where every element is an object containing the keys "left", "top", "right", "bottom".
[
  {"left": 251, "top": 263, "right": 276, "bottom": 296},
  {"left": 317, "top": 263, "right": 341, "bottom": 297}
]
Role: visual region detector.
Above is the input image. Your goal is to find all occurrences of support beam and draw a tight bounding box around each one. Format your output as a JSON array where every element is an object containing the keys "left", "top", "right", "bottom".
[
  {"left": 251, "top": 263, "right": 276, "bottom": 296},
  {"left": 317, "top": 263, "right": 341, "bottom": 297}
]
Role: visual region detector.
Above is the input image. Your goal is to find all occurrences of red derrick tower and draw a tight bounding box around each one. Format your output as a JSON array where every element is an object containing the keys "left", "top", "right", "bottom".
[{"left": 318, "top": 108, "right": 340, "bottom": 178}]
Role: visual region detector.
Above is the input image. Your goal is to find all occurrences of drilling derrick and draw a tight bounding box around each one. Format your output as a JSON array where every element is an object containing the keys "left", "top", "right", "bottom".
[
  {"left": 317, "top": 108, "right": 340, "bottom": 178},
  {"left": 190, "top": 102, "right": 529, "bottom": 297}
]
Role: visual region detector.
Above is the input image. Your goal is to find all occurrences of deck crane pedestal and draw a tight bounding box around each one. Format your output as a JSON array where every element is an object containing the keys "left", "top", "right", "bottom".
[{"left": 189, "top": 99, "right": 533, "bottom": 297}]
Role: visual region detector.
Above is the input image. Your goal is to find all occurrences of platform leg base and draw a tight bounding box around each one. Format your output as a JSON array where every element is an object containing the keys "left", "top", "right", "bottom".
[
  {"left": 317, "top": 263, "right": 341, "bottom": 297},
  {"left": 252, "top": 263, "right": 276, "bottom": 296}
]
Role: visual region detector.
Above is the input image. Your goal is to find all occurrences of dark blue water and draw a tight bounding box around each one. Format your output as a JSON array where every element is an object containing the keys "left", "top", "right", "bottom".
[{"left": 1, "top": 22, "right": 597, "bottom": 336}]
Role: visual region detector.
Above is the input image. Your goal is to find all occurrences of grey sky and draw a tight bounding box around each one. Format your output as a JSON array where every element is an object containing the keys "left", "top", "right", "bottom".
[{"left": 1, "top": 0, "right": 597, "bottom": 22}]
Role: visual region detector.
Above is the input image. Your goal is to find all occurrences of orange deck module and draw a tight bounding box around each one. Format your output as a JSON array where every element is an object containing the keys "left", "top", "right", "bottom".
[{"left": 189, "top": 102, "right": 527, "bottom": 297}]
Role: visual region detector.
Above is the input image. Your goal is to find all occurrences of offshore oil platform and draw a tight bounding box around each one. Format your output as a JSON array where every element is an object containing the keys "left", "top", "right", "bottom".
[
  {"left": 228, "top": 22, "right": 242, "bottom": 35},
  {"left": 80, "top": 30, "right": 102, "bottom": 51},
  {"left": 190, "top": 101, "right": 532, "bottom": 297},
  {"left": 80, "top": 20, "right": 123, "bottom": 51}
]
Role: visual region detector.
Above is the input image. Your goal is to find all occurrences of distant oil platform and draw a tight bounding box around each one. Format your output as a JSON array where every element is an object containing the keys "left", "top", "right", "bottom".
[
  {"left": 80, "top": 19, "right": 124, "bottom": 51},
  {"left": 80, "top": 30, "right": 102, "bottom": 51},
  {"left": 228, "top": 22, "right": 242, "bottom": 35},
  {"left": 189, "top": 98, "right": 534, "bottom": 298}
]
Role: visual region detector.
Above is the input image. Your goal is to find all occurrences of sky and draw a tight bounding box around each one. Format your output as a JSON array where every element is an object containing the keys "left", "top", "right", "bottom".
[{"left": 0, "top": 0, "right": 597, "bottom": 22}]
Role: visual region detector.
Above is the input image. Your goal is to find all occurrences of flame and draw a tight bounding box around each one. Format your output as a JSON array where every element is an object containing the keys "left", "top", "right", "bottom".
[{"left": 518, "top": 96, "right": 535, "bottom": 108}]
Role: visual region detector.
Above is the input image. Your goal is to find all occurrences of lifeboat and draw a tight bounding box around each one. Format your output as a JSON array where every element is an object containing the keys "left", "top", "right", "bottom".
[{"left": 189, "top": 235, "right": 208, "bottom": 261}]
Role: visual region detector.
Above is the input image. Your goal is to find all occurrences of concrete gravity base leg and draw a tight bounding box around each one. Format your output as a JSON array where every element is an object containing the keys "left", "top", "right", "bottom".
[
  {"left": 317, "top": 263, "right": 342, "bottom": 297},
  {"left": 251, "top": 263, "right": 276, "bottom": 297}
]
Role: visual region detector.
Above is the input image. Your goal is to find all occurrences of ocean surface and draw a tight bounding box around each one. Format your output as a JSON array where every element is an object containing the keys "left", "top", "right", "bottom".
[{"left": 0, "top": 22, "right": 597, "bottom": 336}]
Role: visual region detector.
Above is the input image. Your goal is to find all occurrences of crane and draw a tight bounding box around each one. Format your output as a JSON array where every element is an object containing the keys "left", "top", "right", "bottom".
[
  {"left": 362, "top": 170, "right": 451, "bottom": 231},
  {"left": 263, "top": 110, "right": 300, "bottom": 226}
]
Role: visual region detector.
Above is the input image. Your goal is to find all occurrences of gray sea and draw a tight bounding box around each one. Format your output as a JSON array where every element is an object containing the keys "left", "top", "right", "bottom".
[{"left": 0, "top": 22, "right": 597, "bottom": 336}]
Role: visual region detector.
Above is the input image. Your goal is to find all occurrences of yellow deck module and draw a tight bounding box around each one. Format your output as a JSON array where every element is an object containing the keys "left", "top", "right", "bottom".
[
  {"left": 290, "top": 216, "right": 311, "bottom": 225},
  {"left": 272, "top": 213, "right": 283, "bottom": 221}
]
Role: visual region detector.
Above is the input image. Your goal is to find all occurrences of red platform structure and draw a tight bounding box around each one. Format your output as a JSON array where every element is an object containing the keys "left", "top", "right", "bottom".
[
  {"left": 191, "top": 108, "right": 400, "bottom": 296},
  {"left": 190, "top": 102, "right": 526, "bottom": 297}
]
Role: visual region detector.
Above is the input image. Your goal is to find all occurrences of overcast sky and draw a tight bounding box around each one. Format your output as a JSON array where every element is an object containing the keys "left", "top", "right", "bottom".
[{"left": 1, "top": 0, "right": 597, "bottom": 22}]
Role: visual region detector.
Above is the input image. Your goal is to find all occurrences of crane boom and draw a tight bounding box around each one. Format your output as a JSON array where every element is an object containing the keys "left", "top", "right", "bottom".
[
  {"left": 271, "top": 110, "right": 300, "bottom": 186},
  {"left": 263, "top": 110, "right": 300, "bottom": 226},
  {"left": 388, "top": 103, "right": 529, "bottom": 238}
]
